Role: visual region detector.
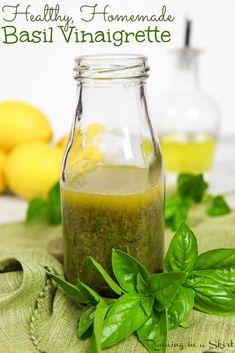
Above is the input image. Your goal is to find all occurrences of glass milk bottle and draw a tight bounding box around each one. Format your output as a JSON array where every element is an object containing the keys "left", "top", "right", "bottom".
[{"left": 61, "top": 54, "right": 165, "bottom": 293}]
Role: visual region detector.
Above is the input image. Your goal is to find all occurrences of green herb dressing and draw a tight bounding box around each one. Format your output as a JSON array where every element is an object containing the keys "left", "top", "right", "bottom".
[{"left": 61, "top": 166, "right": 164, "bottom": 293}]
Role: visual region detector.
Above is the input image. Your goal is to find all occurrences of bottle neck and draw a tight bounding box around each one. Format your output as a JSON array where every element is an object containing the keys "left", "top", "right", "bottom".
[
  {"left": 76, "top": 81, "right": 149, "bottom": 131},
  {"left": 74, "top": 54, "right": 151, "bottom": 130},
  {"left": 68, "top": 79, "right": 162, "bottom": 177},
  {"left": 172, "top": 49, "right": 200, "bottom": 91}
]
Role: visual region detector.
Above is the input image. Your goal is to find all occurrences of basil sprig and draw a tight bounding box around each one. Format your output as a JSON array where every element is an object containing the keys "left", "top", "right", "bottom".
[
  {"left": 48, "top": 222, "right": 235, "bottom": 353},
  {"left": 165, "top": 173, "right": 231, "bottom": 230},
  {"left": 26, "top": 182, "right": 61, "bottom": 225}
]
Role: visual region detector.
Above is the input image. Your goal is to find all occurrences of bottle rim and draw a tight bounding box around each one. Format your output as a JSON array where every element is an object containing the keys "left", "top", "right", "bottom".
[{"left": 74, "top": 53, "right": 150, "bottom": 81}]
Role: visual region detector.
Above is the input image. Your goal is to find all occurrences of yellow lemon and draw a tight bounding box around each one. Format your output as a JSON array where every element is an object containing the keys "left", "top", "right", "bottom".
[
  {"left": 65, "top": 125, "right": 105, "bottom": 173},
  {"left": 86, "top": 124, "right": 105, "bottom": 143},
  {"left": 0, "top": 149, "right": 6, "bottom": 193},
  {"left": 4, "top": 142, "right": 64, "bottom": 200},
  {"left": 57, "top": 134, "right": 70, "bottom": 149},
  {"left": 0, "top": 101, "right": 52, "bottom": 151},
  {"left": 57, "top": 129, "right": 81, "bottom": 150},
  {"left": 76, "top": 147, "right": 104, "bottom": 173}
]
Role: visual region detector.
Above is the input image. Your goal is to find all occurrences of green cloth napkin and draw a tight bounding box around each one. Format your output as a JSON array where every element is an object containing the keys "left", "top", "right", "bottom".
[{"left": 0, "top": 206, "right": 235, "bottom": 353}]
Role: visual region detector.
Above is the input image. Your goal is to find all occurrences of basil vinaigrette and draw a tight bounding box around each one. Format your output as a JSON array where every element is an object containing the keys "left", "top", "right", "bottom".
[
  {"left": 62, "top": 166, "right": 164, "bottom": 293},
  {"left": 61, "top": 54, "right": 165, "bottom": 294}
]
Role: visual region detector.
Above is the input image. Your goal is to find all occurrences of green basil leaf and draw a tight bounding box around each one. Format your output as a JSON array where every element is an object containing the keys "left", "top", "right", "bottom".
[
  {"left": 76, "top": 278, "right": 101, "bottom": 303},
  {"left": 187, "top": 275, "right": 235, "bottom": 316},
  {"left": 26, "top": 182, "right": 62, "bottom": 225},
  {"left": 137, "top": 310, "right": 168, "bottom": 353},
  {"left": 192, "top": 268, "right": 235, "bottom": 291},
  {"left": 178, "top": 174, "right": 208, "bottom": 203},
  {"left": 78, "top": 305, "right": 96, "bottom": 339},
  {"left": 180, "top": 321, "right": 190, "bottom": 328},
  {"left": 168, "top": 286, "right": 194, "bottom": 330},
  {"left": 137, "top": 273, "right": 151, "bottom": 295},
  {"left": 141, "top": 296, "right": 154, "bottom": 317},
  {"left": 47, "top": 182, "right": 61, "bottom": 225},
  {"left": 133, "top": 274, "right": 153, "bottom": 316},
  {"left": 165, "top": 195, "right": 182, "bottom": 221},
  {"left": 164, "top": 222, "right": 198, "bottom": 272},
  {"left": 90, "top": 299, "right": 110, "bottom": 353},
  {"left": 87, "top": 256, "right": 123, "bottom": 295},
  {"left": 104, "top": 298, "right": 116, "bottom": 305},
  {"left": 26, "top": 198, "right": 49, "bottom": 224},
  {"left": 48, "top": 272, "right": 95, "bottom": 305},
  {"left": 207, "top": 195, "right": 231, "bottom": 216},
  {"left": 195, "top": 249, "right": 235, "bottom": 270},
  {"left": 165, "top": 195, "right": 189, "bottom": 230},
  {"left": 136, "top": 274, "right": 153, "bottom": 316},
  {"left": 101, "top": 292, "right": 148, "bottom": 349},
  {"left": 151, "top": 272, "right": 187, "bottom": 311},
  {"left": 112, "top": 249, "right": 150, "bottom": 293},
  {"left": 81, "top": 325, "right": 93, "bottom": 340}
]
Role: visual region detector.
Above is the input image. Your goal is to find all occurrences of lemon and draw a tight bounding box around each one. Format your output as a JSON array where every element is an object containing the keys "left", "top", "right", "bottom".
[
  {"left": 63, "top": 124, "right": 105, "bottom": 174},
  {"left": 0, "top": 101, "right": 52, "bottom": 151},
  {"left": 4, "top": 142, "right": 64, "bottom": 200},
  {"left": 86, "top": 124, "right": 105, "bottom": 142},
  {"left": 57, "top": 134, "right": 70, "bottom": 149},
  {"left": 57, "top": 124, "right": 104, "bottom": 150},
  {"left": 0, "top": 149, "right": 6, "bottom": 193}
]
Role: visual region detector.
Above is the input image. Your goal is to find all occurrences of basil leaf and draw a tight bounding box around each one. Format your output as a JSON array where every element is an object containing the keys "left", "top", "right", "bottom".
[
  {"left": 47, "top": 182, "right": 62, "bottom": 225},
  {"left": 81, "top": 325, "right": 93, "bottom": 340},
  {"left": 192, "top": 268, "right": 235, "bottom": 291},
  {"left": 195, "top": 249, "right": 235, "bottom": 270},
  {"left": 151, "top": 272, "right": 187, "bottom": 311},
  {"left": 112, "top": 249, "right": 150, "bottom": 292},
  {"left": 48, "top": 272, "right": 95, "bottom": 305},
  {"left": 164, "top": 222, "right": 198, "bottom": 272},
  {"left": 76, "top": 278, "right": 101, "bottom": 303},
  {"left": 135, "top": 274, "right": 153, "bottom": 316},
  {"left": 26, "top": 181, "right": 62, "bottom": 225},
  {"left": 194, "top": 248, "right": 235, "bottom": 290},
  {"left": 137, "top": 310, "right": 168, "bottom": 353},
  {"left": 165, "top": 195, "right": 189, "bottom": 231},
  {"left": 141, "top": 296, "right": 154, "bottom": 317},
  {"left": 194, "top": 248, "right": 235, "bottom": 291},
  {"left": 101, "top": 292, "right": 148, "bottom": 349},
  {"left": 207, "top": 195, "right": 231, "bottom": 216},
  {"left": 137, "top": 273, "right": 151, "bottom": 295},
  {"left": 78, "top": 305, "right": 96, "bottom": 339},
  {"left": 87, "top": 256, "right": 123, "bottom": 295},
  {"left": 26, "top": 198, "right": 49, "bottom": 224},
  {"left": 187, "top": 275, "right": 235, "bottom": 316},
  {"left": 168, "top": 286, "right": 194, "bottom": 330},
  {"left": 104, "top": 298, "right": 116, "bottom": 305},
  {"left": 178, "top": 174, "right": 208, "bottom": 202},
  {"left": 180, "top": 321, "right": 190, "bottom": 329},
  {"left": 90, "top": 299, "right": 110, "bottom": 353}
]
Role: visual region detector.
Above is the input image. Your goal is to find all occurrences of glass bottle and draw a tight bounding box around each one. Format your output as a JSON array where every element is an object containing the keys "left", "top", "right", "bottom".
[
  {"left": 157, "top": 48, "right": 221, "bottom": 174},
  {"left": 61, "top": 54, "right": 165, "bottom": 293}
]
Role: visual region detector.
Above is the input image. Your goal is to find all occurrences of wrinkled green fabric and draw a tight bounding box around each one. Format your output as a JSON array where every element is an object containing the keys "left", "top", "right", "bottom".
[{"left": 0, "top": 206, "right": 235, "bottom": 353}]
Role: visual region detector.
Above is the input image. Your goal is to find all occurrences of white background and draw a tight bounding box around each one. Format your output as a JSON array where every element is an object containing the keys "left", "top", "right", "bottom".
[{"left": 0, "top": 0, "right": 234, "bottom": 140}]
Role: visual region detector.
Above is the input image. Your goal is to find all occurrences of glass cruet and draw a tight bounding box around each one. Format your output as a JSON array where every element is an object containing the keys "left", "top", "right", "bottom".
[
  {"left": 61, "top": 54, "right": 165, "bottom": 293},
  {"left": 156, "top": 22, "right": 221, "bottom": 175}
]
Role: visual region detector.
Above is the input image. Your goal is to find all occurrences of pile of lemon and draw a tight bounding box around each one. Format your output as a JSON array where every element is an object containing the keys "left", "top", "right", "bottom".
[{"left": 0, "top": 101, "right": 68, "bottom": 200}]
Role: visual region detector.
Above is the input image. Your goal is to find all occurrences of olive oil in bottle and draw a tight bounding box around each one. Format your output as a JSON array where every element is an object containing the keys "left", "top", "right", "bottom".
[
  {"left": 160, "top": 132, "right": 217, "bottom": 174},
  {"left": 156, "top": 20, "right": 220, "bottom": 175}
]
